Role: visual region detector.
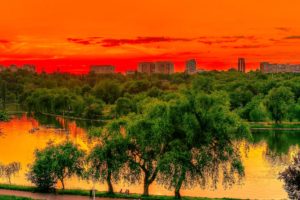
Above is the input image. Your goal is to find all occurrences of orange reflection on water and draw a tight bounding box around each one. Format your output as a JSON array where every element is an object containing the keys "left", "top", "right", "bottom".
[{"left": 0, "top": 115, "right": 291, "bottom": 199}]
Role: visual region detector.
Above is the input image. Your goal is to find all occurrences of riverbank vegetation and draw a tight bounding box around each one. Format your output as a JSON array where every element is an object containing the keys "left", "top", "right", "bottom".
[
  {"left": 0, "top": 111, "right": 9, "bottom": 121},
  {"left": 1, "top": 70, "right": 300, "bottom": 124},
  {"left": 25, "top": 90, "right": 251, "bottom": 198}
]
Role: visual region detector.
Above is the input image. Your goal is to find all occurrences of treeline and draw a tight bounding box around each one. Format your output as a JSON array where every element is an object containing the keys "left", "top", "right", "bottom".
[
  {"left": 1, "top": 70, "right": 300, "bottom": 123},
  {"left": 27, "top": 91, "right": 250, "bottom": 198}
]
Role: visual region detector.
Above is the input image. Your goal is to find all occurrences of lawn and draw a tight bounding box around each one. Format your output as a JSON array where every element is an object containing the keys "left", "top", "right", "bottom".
[{"left": 0, "top": 195, "right": 32, "bottom": 200}]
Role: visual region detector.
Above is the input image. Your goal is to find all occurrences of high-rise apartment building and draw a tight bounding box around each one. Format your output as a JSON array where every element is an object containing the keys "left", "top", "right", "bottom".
[
  {"left": 238, "top": 58, "right": 246, "bottom": 73},
  {"left": 260, "top": 62, "right": 300, "bottom": 73},
  {"left": 185, "top": 59, "right": 197, "bottom": 74},
  {"left": 137, "top": 61, "right": 174, "bottom": 75}
]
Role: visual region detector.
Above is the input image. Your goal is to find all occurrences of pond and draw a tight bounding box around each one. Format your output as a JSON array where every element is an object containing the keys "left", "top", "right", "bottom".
[{"left": 0, "top": 114, "right": 296, "bottom": 199}]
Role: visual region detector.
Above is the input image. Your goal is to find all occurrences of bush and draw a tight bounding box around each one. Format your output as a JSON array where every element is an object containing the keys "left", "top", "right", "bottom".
[{"left": 279, "top": 152, "right": 300, "bottom": 199}]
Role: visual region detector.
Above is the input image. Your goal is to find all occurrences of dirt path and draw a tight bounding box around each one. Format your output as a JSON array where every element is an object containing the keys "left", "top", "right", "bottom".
[{"left": 0, "top": 189, "right": 129, "bottom": 200}]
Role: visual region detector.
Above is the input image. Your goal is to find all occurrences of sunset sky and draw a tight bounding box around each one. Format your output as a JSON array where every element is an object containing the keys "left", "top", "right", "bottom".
[{"left": 1, "top": 0, "right": 300, "bottom": 73}]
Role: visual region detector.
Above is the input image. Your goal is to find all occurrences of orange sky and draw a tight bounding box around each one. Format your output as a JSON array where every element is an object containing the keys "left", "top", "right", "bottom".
[{"left": 1, "top": 0, "right": 300, "bottom": 73}]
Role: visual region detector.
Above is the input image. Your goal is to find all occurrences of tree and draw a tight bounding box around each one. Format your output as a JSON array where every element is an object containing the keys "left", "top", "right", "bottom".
[
  {"left": 157, "top": 92, "right": 251, "bottom": 198},
  {"left": 53, "top": 141, "right": 85, "bottom": 189},
  {"left": 239, "top": 95, "right": 269, "bottom": 122},
  {"left": 192, "top": 76, "right": 215, "bottom": 93},
  {"left": 230, "top": 87, "right": 254, "bottom": 109},
  {"left": 0, "top": 111, "right": 9, "bottom": 121},
  {"left": 124, "top": 100, "right": 173, "bottom": 196},
  {"left": 93, "top": 80, "right": 121, "bottom": 104},
  {"left": 27, "top": 141, "right": 85, "bottom": 191},
  {"left": 115, "top": 97, "right": 135, "bottom": 117},
  {"left": 265, "top": 86, "right": 295, "bottom": 123},
  {"left": 26, "top": 146, "right": 57, "bottom": 192},
  {"left": 0, "top": 162, "right": 21, "bottom": 184},
  {"left": 279, "top": 152, "right": 300, "bottom": 199},
  {"left": 87, "top": 121, "right": 127, "bottom": 194},
  {"left": 83, "top": 103, "right": 103, "bottom": 119}
]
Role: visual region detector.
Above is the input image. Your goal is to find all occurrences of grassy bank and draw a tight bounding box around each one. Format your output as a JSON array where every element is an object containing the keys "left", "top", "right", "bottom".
[
  {"left": 249, "top": 121, "right": 300, "bottom": 129},
  {"left": 0, "top": 195, "right": 32, "bottom": 200},
  {"left": 0, "top": 184, "right": 242, "bottom": 200}
]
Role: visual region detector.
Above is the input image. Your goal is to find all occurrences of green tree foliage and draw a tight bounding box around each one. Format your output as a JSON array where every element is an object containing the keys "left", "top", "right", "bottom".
[
  {"left": 115, "top": 97, "right": 135, "bottom": 117},
  {"left": 125, "top": 80, "right": 151, "bottom": 94},
  {"left": 0, "top": 111, "right": 9, "bottom": 121},
  {"left": 157, "top": 92, "right": 250, "bottom": 198},
  {"left": 25, "top": 88, "right": 104, "bottom": 119},
  {"left": 125, "top": 100, "right": 173, "bottom": 196},
  {"left": 192, "top": 76, "right": 215, "bottom": 93},
  {"left": 116, "top": 93, "right": 250, "bottom": 198},
  {"left": 239, "top": 95, "right": 269, "bottom": 122},
  {"left": 87, "top": 121, "right": 128, "bottom": 194},
  {"left": 1, "top": 81, "right": 7, "bottom": 110},
  {"left": 230, "top": 87, "right": 254, "bottom": 109},
  {"left": 27, "top": 141, "right": 85, "bottom": 191},
  {"left": 265, "top": 86, "right": 295, "bottom": 123},
  {"left": 83, "top": 103, "right": 103, "bottom": 119},
  {"left": 93, "top": 80, "right": 121, "bottom": 104}
]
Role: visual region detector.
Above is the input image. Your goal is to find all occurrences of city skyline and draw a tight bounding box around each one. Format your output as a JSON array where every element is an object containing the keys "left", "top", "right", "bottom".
[{"left": 1, "top": 0, "right": 300, "bottom": 73}]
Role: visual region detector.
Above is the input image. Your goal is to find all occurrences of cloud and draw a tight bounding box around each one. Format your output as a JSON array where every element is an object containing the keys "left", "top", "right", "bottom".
[
  {"left": 67, "top": 35, "right": 257, "bottom": 47},
  {"left": 67, "top": 36, "right": 193, "bottom": 47},
  {"left": 275, "top": 27, "right": 291, "bottom": 32},
  {"left": 197, "top": 36, "right": 256, "bottom": 45},
  {"left": 67, "top": 38, "right": 95, "bottom": 45},
  {"left": 221, "top": 44, "right": 268, "bottom": 49},
  {"left": 0, "top": 39, "right": 10, "bottom": 44},
  {"left": 100, "top": 37, "right": 192, "bottom": 47},
  {"left": 284, "top": 35, "right": 300, "bottom": 39}
]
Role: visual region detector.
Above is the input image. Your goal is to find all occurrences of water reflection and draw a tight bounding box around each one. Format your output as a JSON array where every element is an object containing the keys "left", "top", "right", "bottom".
[
  {"left": 0, "top": 115, "right": 297, "bottom": 199},
  {"left": 252, "top": 130, "right": 300, "bottom": 165}
]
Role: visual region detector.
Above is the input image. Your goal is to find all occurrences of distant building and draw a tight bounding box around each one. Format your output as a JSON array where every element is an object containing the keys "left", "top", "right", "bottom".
[
  {"left": 185, "top": 59, "right": 197, "bottom": 74},
  {"left": 126, "top": 70, "right": 136, "bottom": 75},
  {"left": 90, "top": 65, "right": 115, "bottom": 74},
  {"left": 137, "top": 61, "right": 174, "bottom": 75},
  {"left": 260, "top": 62, "right": 300, "bottom": 73},
  {"left": 238, "top": 58, "right": 246, "bottom": 73},
  {"left": 0, "top": 65, "right": 5, "bottom": 72},
  {"left": 138, "top": 62, "right": 156, "bottom": 74},
  {"left": 154, "top": 61, "right": 174, "bottom": 74},
  {"left": 9, "top": 64, "right": 18, "bottom": 72},
  {"left": 22, "top": 64, "right": 36, "bottom": 72}
]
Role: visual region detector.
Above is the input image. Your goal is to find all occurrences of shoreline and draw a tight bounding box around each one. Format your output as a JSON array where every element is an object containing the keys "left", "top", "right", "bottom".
[{"left": 0, "top": 184, "right": 242, "bottom": 200}]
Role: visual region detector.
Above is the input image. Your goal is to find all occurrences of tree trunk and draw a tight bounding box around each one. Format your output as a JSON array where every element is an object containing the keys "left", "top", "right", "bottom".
[
  {"left": 60, "top": 178, "right": 65, "bottom": 190},
  {"left": 142, "top": 168, "right": 158, "bottom": 196},
  {"left": 174, "top": 169, "right": 186, "bottom": 199},
  {"left": 143, "top": 172, "right": 150, "bottom": 196},
  {"left": 143, "top": 181, "right": 150, "bottom": 196},
  {"left": 107, "top": 169, "right": 114, "bottom": 194}
]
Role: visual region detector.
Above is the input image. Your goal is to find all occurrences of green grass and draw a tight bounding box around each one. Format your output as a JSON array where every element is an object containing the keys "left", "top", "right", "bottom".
[
  {"left": 250, "top": 122, "right": 300, "bottom": 129},
  {"left": 0, "top": 184, "right": 242, "bottom": 200},
  {"left": 0, "top": 195, "right": 32, "bottom": 200},
  {"left": 0, "top": 184, "right": 35, "bottom": 192}
]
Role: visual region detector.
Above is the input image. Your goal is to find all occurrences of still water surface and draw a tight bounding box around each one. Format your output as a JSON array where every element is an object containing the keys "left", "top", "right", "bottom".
[{"left": 0, "top": 114, "right": 296, "bottom": 199}]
